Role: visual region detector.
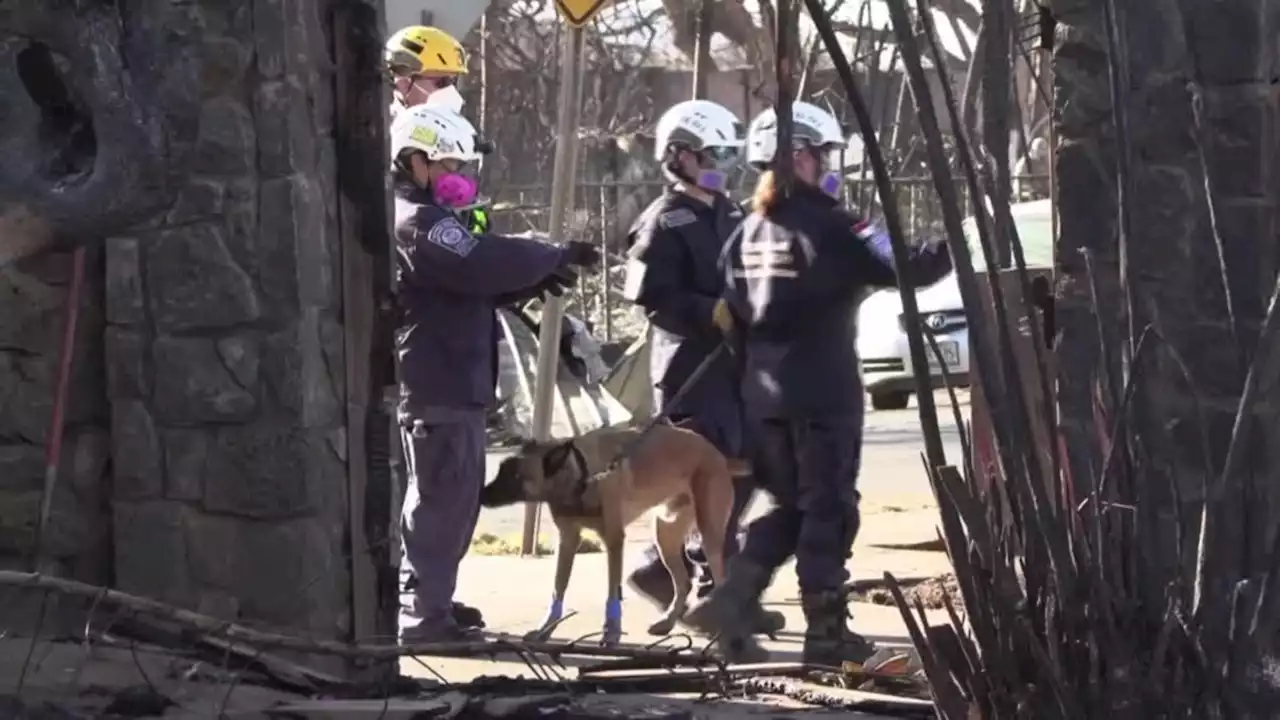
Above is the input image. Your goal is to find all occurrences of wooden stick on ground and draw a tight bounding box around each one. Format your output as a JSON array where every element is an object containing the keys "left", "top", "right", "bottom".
[{"left": 0, "top": 571, "right": 711, "bottom": 664}]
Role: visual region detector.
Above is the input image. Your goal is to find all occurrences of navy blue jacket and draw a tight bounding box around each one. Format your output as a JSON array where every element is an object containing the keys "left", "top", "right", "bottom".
[
  {"left": 623, "top": 188, "right": 745, "bottom": 419},
  {"left": 721, "top": 184, "right": 952, "bottom": 418},
  {"left": 394, "top": 183, "right": 569, "bottom": 414}
]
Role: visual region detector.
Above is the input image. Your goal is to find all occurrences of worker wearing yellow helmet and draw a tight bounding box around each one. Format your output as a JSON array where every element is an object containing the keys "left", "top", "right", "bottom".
[{"left": 384, "top": 25, "right": 468, "bottom": 114}]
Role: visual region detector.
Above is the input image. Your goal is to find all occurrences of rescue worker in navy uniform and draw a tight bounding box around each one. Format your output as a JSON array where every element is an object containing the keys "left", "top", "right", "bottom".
[
  {"left": 681, "top": 102, "right": 952, "bottom": 664},
  {"left": 390, "top": 104, "right": 600, "bottom": 643},
  {"left": 621, "top": 99, "right": 784, "bottom": 635},
  {"left": 384, "top": 23, "right": 495, "bottom": 633}
]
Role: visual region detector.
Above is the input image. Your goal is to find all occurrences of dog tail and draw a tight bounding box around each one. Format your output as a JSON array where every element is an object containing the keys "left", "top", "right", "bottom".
[{"left": 726, "top": 458, "right": 753, "bottom": 478}]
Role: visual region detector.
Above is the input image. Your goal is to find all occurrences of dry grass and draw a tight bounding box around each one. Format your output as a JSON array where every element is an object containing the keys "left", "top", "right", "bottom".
[
  {"left": 852, "top": 573, "right": 964, "bottom": 613},
  {"left": 469, "top": 531, "right": 604, "bottom": 556}
]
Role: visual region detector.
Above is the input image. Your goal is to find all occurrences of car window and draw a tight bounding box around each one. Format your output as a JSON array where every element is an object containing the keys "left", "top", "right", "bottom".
[{"left": 961, "top": 209, "right": 1054, "bottom": 270}]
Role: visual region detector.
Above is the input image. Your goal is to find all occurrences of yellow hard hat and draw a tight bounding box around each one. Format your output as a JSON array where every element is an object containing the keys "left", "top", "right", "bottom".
[{"left": 385, "top": 26, "right": 468, "bottom": 76}]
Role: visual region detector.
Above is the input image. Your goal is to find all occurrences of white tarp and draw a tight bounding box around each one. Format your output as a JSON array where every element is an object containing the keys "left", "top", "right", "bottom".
[
  {"left": 601, "top": 323, "right": 653, "bottom": 421},
  {"left": 494, "top": 308, "right": 631, "bottom": 439}
]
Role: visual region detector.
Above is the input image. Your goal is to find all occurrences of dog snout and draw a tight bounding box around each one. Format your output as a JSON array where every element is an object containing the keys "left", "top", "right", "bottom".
[{"left": 479, "top": 462, "right": 527, "bottom": 508}]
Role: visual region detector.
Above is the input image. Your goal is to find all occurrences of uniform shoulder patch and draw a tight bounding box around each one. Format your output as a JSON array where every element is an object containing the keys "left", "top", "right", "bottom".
[
  {"left": 658, "top": 207, "right": 698, "bottom": 229},
  {"left": 423, "top": 216, "right": 478, "bottom": 257}
]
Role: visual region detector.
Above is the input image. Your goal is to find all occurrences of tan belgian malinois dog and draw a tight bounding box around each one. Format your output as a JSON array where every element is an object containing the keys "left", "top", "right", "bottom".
[{"left": 479, "top": 422, "right": 742, "bottom": 646}]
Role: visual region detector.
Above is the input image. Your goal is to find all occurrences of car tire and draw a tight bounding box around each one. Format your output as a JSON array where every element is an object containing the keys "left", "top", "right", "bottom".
[{"left": 870, "top": 391, "right": 911, "bottom": 411}]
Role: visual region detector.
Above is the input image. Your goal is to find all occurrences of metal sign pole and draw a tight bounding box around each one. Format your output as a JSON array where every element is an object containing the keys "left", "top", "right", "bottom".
[{"left": 521, "top": 26, "right": 586, "bottom": 556}]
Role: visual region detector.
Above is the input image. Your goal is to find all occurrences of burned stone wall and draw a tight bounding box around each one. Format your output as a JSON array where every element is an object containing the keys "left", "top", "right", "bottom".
[
  {"left": 0, "top": 250, "right": 110, "bottom": 586},
  {"left": 1051, "top": 0, "right": 1279, "bottom": 540},
  {"left": 102, "top": 2, "right": 351, "bottom": 638},
  {"left": 0, "top": 0, "right": 374, "bottom": 649}
]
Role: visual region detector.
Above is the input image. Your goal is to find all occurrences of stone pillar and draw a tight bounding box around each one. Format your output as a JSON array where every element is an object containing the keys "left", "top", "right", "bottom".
[
  {"left": 104, "top": 0, "right": 352, "bottom": 646},
  {"left": 1051, "top": 0, "right": 1279, "bottom": 588}
]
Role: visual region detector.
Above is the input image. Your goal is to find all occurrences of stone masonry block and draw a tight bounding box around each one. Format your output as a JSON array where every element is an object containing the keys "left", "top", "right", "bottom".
[
  {"left": 0, "top": 444, "right": 43, "bottom": 494},
  {"left": 111, "top": 399, "right": 164, "bottom": 500},
  {"left": 114, "top": 501, "right": 194, "bottom": 607},
  {"left": 221, "top": 176, "right": 260, "bottom": 269},
  {"left": 1129, "top": 163, "right": 1199, "bottom": 260},
  {"left": 201, "top": 420, "right": 345, "bottom": 520},
  {"left": 0, "top": 352, "right": 52, "bottom": 444},
  {"left": 1202, "top": 84, "right": 1278, "bottom": 199},
  {"left": 254, "top": 78, "right": 317, "bottom": 178},
  {"left": 0, "top": 262, "right": 65, "bottom": 353},
  {"left": 1054, "top": 139, "right": 1117, "bottom": 270},
  {"left": 0, "top": 492, "right": 39, "bottom": 556},
  {"left": 43, "top": 428, "right": 110, "bottom": 560},
  {"left": 145, "top": 224, "right": 262, "bottom": 333},
  {"left": 185, "top": 512, "right": 348, "bottom": 635},
  {"left": 161, "top": 428, "right": 209, "bottom": 502},
  {"left": 104, "top": 326, "right": 152, "bottom": 399},
  {"left": 194, "top": 97, "right": 256, "bottom": 175},
  {"left": 104, "top": 237, "right": 146, "bottom": 326},
  {"left": 262, "top": 310, "right": 341, "bottom": 428},
  {"left": 256, "top": 175, "right": 335, "bottom": 312},
  {"left": 200, "top": 36, "right": 253, "bottom": 99},
  {"left": 1181, "top": 1, "right": 1280, "bottom": 85},
  {"left": 152, "top": 335, "right": 259, "bottom": 425},
  {"left": 1215, "top": 198, "right": 1278, "bottom": 321},
  {"left": 253, "top": 0, "right": 311, "bottom": 80},
  {"left": 165, "top": 177, "right": 227, "bottom": 226},
  {"left": 0, "top": 431, "right": 107, "bottom": 560}
]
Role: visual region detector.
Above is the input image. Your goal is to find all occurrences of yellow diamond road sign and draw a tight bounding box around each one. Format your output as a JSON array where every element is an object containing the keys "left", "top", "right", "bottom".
[{"left": 555, "top": 0, "right": 613, "bottom": 27}]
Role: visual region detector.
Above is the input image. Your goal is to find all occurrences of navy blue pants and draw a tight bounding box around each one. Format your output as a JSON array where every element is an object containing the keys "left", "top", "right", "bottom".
[
  {"left": 640, "top": 410, "right": 749, "bottom": 595},
  {"left": 398, "top": 412, "right": 486, "bottom": 634},
  {"left": 738, "top": 413, "right": 863, "bottom": 593}
]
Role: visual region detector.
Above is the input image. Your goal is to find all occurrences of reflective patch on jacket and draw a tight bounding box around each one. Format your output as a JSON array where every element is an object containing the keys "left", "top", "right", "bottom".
[
  {"left": 659, "top": 208, "right": 698, "bottom": 229},
  {"left": 424, "top": 216, "right": 478, "bottom": 257}
]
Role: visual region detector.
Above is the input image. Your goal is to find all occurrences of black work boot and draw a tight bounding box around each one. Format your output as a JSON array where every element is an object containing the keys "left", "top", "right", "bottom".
[
  {"left": 696, "top": 570, "right": 786, "bottom": 635},
  {"left": 452, "top": 602, "right": 485, "bottom": 629},
  {"left": 753, "top": 606, "right": 786, "bottom": 635},
  {"left": 800, "top": 590, "right": 876, "bottom": 667},
  {"left": 626, "top": 556, "right": 678, "bottom": 610},
  {"left": 681, "top": 556, "right": 772, "bottom": 663}
]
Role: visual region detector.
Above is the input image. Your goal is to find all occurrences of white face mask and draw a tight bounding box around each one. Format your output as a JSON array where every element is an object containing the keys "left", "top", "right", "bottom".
[{"left": 424, "top": 85, "right": 465, "bottom": 113}]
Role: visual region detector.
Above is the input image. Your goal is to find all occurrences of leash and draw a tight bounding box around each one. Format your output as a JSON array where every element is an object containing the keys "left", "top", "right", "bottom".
[{"left": 602, "top": 340, "right": 730, "bottom": 473}]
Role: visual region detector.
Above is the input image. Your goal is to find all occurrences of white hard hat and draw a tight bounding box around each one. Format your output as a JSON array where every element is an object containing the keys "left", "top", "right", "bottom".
[
  {"left": 389, "top": 104, "right": 481, "bottom": 166},
  {"left": 745, "top": 101, "right": 845, "bottom": 167},
  {"left": 652, "top": 99, "right": 745, "bottom": 162}
]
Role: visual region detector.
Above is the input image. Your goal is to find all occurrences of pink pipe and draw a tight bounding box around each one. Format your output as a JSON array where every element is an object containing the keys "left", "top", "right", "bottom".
[{"left": 33, "top": 247, "right": 86, "bottom": 568}]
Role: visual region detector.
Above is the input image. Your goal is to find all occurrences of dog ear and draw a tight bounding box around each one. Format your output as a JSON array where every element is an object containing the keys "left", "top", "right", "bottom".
[{"left": 542, "top": 441, "right": 575, "bottom": 473}]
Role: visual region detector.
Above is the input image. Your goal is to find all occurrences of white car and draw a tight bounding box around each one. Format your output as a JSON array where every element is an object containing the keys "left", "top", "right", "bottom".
[{"left": 857, "top": 199, "right": 1055, "bottom": 411}]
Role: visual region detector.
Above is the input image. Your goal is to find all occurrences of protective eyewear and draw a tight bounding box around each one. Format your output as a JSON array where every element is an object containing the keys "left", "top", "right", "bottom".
[
  {"left": 385, "top": 60, "right": 461, "bottom": 90},
  {"left": 698, "top": 145, "right": 742, "bottom": 171}
]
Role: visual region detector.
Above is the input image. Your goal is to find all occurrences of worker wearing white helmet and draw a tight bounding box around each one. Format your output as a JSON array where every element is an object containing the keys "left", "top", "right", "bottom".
[
  {"left": 681, "top": 101, "right": 952, "bottom": 665},
  {"left": 389, "top": 103, "right": 599, "bottom": 645},
  {"left": 618, "top": 99, "right": 785, "bottom": 639}
]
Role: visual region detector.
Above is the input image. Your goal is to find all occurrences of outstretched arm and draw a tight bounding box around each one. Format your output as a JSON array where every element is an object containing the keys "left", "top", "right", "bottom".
[
  {"left": 827, "top": 214, "right": 953, "bottom": 290},
  {"left": 398, "top": 212, "right": 578, "bottom": 297}
]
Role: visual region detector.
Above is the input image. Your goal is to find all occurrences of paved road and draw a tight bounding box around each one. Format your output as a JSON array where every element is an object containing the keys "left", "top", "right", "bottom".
[{"left": 474, "top": 389, "right": 969, "bottom": 544}]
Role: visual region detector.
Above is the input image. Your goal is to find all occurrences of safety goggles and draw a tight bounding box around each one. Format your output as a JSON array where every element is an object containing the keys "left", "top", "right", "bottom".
[
  {"left": 385, "top": 58, "right": 462, "bottom": 91},
  {"left": 795, "top": 142, "right": 846, "bottom": 174},
  {"left": 697, "top": 145, "right": 742, "bottom": 172}
]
